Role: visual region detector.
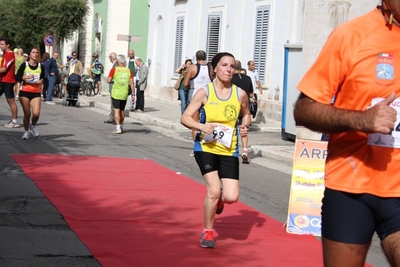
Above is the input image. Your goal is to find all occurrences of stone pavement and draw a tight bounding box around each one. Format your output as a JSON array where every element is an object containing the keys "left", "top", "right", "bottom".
[{"left": 64, "top": 93, "right": 296, "bottom": 166}]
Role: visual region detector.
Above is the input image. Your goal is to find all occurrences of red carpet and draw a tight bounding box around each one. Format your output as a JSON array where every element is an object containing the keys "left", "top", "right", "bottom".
[{"left": 12, "top": 154, "right": 327, "bottom": 266}]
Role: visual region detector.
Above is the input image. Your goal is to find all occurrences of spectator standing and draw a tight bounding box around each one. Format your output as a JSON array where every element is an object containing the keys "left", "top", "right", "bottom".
[
  {"left": 125, "top": 49, "right": 136, "bottom": 111},
  {"left": 231, "top": 60, "right": 254, "bottom": 164},
  {"left": 133, "top": 57, "right": 148, "bottom": 112},
  {"left": 247, "top": 60, "right": 263, "bottom": 95},
  {"left": 176, "top": 58, "right": 192, "bottom": 114},
  {"left": 40, "top": 52, "right": 50, "bottom": 101},
  {"left": 45, "top": 52, "right": 59, "bottom": 105}
]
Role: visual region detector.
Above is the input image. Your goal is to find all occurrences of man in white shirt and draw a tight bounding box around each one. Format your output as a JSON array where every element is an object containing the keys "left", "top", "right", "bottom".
[{"left": 247, "top": 60, "right": 263, "bottom": 95}]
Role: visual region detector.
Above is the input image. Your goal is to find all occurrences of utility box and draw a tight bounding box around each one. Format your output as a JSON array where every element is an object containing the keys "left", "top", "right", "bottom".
[{"left": 282, "top": 43, "right": 303, "bottom": 141}]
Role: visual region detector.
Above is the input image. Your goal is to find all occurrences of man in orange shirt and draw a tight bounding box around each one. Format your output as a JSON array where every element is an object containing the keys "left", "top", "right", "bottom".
[{"left": 294, "top": 1, "right": 400, "bottom": 266}]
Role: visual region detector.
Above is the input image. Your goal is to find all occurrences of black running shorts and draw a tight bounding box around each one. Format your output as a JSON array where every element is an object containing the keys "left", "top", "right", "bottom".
[
  {"left": 322, "top": 187, "right": 400, "bottom": 244},
  {"left": 0, "top": 82, "right": 15, "bottom": 99},
  {"left": 111, "top": 98, "right": 127, "bottom": 110},
  {"left": 194, "top": 151, "right": 239, "bottom": 179},
  {"left": 19, "top": 91, "right": 41, "bottom": 100}
]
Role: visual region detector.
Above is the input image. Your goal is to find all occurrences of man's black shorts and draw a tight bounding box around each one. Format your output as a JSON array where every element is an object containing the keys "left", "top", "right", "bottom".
[
  {"left": 194, "top": 151, "right": 239, "bottom": 179},
  {"left": 94, "top": 74, "right": 101, "bottom": 83},
  {"left": 322, "top": 187, "right": 400, "bottom": 244},
  {"left": 111, "top": 98, "right": 127, "bottom": 110},
  {"left": 0, "top": 82, "right": 15, "bottom": 99}
]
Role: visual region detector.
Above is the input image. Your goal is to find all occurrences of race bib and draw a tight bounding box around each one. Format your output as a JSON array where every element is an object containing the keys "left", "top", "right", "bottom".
[
  {"left": 26, "top": 74, "right": 40, "bottom": 83},
  {"left": 368, "top": 97, "right": 400, "bottom": 148},
  {"left": 202, "top": 124, "right": 234, "bottom": 148}
]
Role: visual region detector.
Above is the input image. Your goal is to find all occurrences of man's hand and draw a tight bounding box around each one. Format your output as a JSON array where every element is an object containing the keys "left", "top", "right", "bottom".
[
  {"left": 239, "top": 125, "right": 249, "bottom": 137},
  {"left": 362, "top": 92, "right": 397, "bottom": 134}
]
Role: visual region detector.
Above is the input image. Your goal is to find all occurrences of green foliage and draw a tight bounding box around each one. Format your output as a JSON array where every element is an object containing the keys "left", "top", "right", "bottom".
[{"left": 0, "top": 0, "right": 89, "bottom": 49}]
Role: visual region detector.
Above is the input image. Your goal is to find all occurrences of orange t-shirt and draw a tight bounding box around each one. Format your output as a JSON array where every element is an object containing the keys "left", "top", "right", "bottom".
[{"left": 297, "top": 8, "right": 400, "bottom": 197}]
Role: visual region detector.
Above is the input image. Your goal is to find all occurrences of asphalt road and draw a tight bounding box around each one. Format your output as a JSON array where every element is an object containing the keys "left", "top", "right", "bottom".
[{"left": 0, "top": 99, "right": 389, "bottom": 267}]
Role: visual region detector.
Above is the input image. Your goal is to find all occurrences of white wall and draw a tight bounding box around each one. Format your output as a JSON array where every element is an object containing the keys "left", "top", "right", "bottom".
[
  {"left": 146, "top": 0, "right": 382, "bottom": 117},
  {"left": 103, "top": 0, "right": 132, "bottom": 87},
  {"left": 301, "top": 0, "right": 379, "bottom": 74},
  {"left": 146, "top": 0, "right": 297, "bottom": 121}
]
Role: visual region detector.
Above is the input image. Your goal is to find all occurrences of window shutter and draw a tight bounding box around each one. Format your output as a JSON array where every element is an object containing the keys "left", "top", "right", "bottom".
[
  {"left": 174, "top": 17, "right": 184, "bottom": 76},
  {"left": 254, "top": 6, "right": 270, "bottom": 83},
  {"left": 206, "top": 14, "right": 221, "bottom": 62}
]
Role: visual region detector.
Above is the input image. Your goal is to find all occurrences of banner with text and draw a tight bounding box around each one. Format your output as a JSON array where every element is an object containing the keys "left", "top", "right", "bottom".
[{"left": 286, "top": 139, "right": 327, "bottom": 236}]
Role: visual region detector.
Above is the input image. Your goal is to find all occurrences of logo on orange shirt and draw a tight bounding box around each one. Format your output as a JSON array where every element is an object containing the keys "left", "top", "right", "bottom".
[{"left": 376, "top": 53, "right": 394, "bottom": 80}]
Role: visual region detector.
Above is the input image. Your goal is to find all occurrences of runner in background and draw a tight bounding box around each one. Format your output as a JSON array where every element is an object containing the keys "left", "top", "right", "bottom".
[
  {"left": 15, "top": 47, "right": 45, "bottom": 140},
  {"left": 0, "top": 37, "right": 19, "bottom": 128}
]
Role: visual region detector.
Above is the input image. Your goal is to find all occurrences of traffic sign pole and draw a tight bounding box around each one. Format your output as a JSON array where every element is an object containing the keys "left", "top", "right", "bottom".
[{"left": 117, "top": 34, "right": 141, "bottom": 56}]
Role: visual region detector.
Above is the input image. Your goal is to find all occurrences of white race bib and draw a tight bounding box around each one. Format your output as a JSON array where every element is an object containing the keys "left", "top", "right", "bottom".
[
  {"left": 202, "top": 124, "right": 234, "bottom": 148},
  {"left": 26, "top": 74, "right": 40, "bottom": 84},
  {"left": 368, "top": 97, "right": 400, "bottom": 148}
]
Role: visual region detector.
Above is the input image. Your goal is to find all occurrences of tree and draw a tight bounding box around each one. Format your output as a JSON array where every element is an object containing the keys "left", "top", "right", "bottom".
[{"left": 0, "top": 0, "right": 89, "bottom": 54}]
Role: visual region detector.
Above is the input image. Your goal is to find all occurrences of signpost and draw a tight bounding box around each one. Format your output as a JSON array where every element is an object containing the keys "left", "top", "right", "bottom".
[
  {"left": 43, "top": 34, "right": 54, "bottom": 46},
  {"left": 117, "top": 34, "right": 141, "bottom": 56}
]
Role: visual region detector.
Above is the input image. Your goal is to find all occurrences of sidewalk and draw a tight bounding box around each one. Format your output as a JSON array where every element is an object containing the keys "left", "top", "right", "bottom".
[{"left": 72, "top": 93, "right": 295, "bottom": 166}]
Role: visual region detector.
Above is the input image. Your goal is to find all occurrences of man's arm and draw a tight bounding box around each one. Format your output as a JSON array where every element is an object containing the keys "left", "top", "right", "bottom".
[
  {"left": 256, "top": 80, "right": 263, "bottom": 94},
  {"left": 129, "top": 71, "right": 135, "bottom": 98},
  {"left": 184, "top": 65, "right": 195, "bottom": 88},
  {"left": 293, "top": 92, "right": 397, "bottom": 134},
  {"left": 0, "top": 53, "right": 13, "bottom": 74},
  {"left": 107, "top": 67, "right": 115, "bottom": 83}
]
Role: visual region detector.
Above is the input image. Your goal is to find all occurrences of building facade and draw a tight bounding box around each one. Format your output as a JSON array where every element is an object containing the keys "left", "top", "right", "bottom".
[
  {"left": 64, "top": 0, "right": 380, "bottom": 125},
  {"left": 62, "top": 0, "right": 150, "bottom": 84},
  {"left": 146, "top": 0, "right": 305, "bottom": 122}
]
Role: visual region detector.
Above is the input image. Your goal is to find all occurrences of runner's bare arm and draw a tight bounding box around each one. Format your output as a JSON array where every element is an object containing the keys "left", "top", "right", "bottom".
[
  {"left": 294, "top": 92, "right": 397, "bottom": 134},
  {"left": 181, "top": 88, "right": 216, "bottom": 134}
]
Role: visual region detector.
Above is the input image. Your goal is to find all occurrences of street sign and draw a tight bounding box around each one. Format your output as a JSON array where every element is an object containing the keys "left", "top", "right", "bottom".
[
  {"left": 43, "top": 34, "right": 54, "bottom": 46},
  {"left": 117, "top": 34, "right": 141, "bottom": 42}
]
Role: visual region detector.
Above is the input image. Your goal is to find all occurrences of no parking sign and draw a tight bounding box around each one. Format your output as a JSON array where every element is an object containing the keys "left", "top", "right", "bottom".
[{"left": 43, "top": 34, "right": 53, "bottom": 46}]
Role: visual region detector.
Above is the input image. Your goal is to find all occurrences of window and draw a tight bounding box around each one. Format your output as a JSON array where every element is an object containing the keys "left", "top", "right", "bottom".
[
  {"left": 174, "top": 17, "right": 184, "bottom": 76},
  {"left": 253, "top": 6, "right": 270, "bottom": 83},
  {"left": 206, "top": 14, "right": 221, "bottom": 62}
]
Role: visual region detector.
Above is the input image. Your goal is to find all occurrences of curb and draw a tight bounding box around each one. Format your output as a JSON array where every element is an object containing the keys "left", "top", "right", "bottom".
[{"left": 78, "top": 97, "right": 295, "bottom": 165}]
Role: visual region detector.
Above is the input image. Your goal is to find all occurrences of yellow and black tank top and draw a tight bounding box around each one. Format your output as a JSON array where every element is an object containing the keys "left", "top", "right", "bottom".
[
  {"left": 22, "top": 62, "right": 42, "bottom": 93},
  {"left": 194, "top": 82, "right": 241, "bottom": 157}
]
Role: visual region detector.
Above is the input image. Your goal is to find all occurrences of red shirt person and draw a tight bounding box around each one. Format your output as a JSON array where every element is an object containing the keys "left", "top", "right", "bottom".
[{"left": 0, "top": 37, "right": 19, "bottom": 128}]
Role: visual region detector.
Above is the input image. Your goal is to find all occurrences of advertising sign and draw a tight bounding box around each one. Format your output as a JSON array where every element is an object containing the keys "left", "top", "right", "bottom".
[{"left": 286, "top": 139, "right": 327, "bottom": 236}]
